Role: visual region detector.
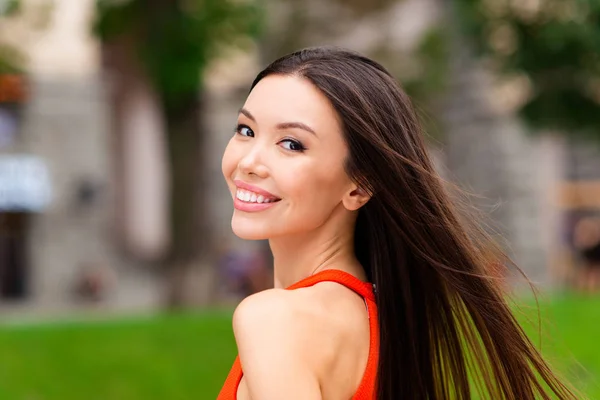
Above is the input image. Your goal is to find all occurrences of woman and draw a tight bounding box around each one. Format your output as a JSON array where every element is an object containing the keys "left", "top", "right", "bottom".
[{"left": 217, "top": 47, "right": 576, "bottom": 399}]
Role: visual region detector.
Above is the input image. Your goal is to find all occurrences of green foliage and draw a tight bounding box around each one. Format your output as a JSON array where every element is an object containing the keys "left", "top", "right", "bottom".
[
  {"left": 0, "top": 0, "right": 24, "bottom": 73},
  {"left": 0, "top": 0, "right": 20, "bottom": 17},
  {"left": 404, "top": 27, "right": 451, "bottom": 103},
  {"left": 402, "top": 27, "right": 451, "bottom": 139},
  {"left": 455, "top": 0, "right": 600, "bottom": 137},
  {"left": 93, "top": 0, "right": 264, "bottom": 111},
  {"left": 0, "top": 44, "right": 25, "bottom": 74},
  {"left": 0, "top": 0, "right": 53, "bottom": 74}
]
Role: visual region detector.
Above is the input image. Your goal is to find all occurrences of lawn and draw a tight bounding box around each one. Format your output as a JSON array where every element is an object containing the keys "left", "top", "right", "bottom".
[
  {"left": 0, "top": 294, "right": 598, "bottom": 399},
  {"left": 0, "top": 310, "right": 237, "bottom": 400}
]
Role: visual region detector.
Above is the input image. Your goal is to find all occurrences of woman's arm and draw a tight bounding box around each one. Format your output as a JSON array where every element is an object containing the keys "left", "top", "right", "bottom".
[{"left": 233, "top": 290, "right": 323, "bottom": 400}]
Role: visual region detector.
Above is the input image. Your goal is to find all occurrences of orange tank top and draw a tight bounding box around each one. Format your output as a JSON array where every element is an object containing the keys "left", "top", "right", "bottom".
[{"left": 216, "top": 269, "right": 379, "bottom": 400}]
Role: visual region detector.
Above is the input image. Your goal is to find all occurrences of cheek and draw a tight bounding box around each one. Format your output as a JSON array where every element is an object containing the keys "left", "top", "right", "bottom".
[
  {"left": 278, "top": 164, "right": 348, "bottom": 223},
  {"left": 288, "top": 159, "right": 347, "bottom": 198},
  {"left": 221, "top": 138, "right": 237, "bottom": 180}
]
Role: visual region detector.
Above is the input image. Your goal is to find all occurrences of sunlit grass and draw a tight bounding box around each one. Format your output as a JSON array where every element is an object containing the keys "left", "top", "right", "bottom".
[
  {"left": 0, "top": 294, "right": 598, "bottom": 399},
  {"left": 0, "top": 310, "right": 236, "bottom": 400},
  {"left": 516, "top": 292, "right": 600, "bottom": 397}
]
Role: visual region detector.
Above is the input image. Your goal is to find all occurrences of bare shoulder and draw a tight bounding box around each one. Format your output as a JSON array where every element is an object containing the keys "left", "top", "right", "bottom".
[
  {"left": 232, "top": 288, "right": 296, "bottom": 331},
  {"left": 232, "top": 288, "right": 324, "bottom": 363},
  {"left": 232, "top": 288, "right": 323, "bottom": 399},
  {"left": 232, "top": 284, "right": 370, "bottom": 400},
  {"left": 232, "top": 284, "right": 362, "bottom": 349}
]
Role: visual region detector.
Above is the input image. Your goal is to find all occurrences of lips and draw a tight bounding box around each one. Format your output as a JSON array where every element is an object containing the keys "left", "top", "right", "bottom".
[
  {"left": 233, "top": 180, "right": 281, "bottom": 203},
  {"left": 231, "top": 181, "right": 280, "bottom": 213}
]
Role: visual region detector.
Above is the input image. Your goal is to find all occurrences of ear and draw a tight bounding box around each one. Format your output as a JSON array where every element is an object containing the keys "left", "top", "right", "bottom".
[{"left": 342, "top": 184, "right": 372, "bottom": 211}]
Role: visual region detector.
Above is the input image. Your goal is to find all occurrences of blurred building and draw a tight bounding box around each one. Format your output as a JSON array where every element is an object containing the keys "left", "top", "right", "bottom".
[
  {"left": 0, "top": 0, "right": 257, "bottom": 312},
  {"left": 0, "top": 0, "right": 158, "bottom": 312}
]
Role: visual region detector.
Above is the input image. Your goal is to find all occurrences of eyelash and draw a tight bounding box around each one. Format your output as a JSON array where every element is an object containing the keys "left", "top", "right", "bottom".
[
  {"left": 234, "top": 124, "right": 307, "bottom": 153},
  {"left": 235, "top": 124, "right": 254, "bottom": 137},
  {"left": 279, "top": 138, "right": 307, "bottom": 152}
]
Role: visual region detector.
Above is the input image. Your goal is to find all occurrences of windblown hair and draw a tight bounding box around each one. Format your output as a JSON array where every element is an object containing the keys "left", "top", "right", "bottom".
[{"left": 251, "top": 47, "right": 577, "bottom": 399}]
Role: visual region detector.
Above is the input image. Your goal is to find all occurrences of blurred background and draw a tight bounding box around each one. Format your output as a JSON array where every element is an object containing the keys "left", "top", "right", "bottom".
[{"left": 1, "top": 0, "right": 600, "bottom": 398}]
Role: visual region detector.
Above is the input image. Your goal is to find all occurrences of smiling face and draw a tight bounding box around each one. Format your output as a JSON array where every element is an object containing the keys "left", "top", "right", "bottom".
[{"left": 221, "top": 75, "right": 366, "bottom": 240}]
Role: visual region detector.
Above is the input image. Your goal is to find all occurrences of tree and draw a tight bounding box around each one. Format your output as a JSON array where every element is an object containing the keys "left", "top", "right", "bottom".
[
  {"left": 257, "top": 0, "right": 449, "bottom": 138},
  {"left": 1, "top": 0, "right": 53, "bottom": 119},
  {"left": 455, "top": 0, "right": 600, "bottom": 139},
  {"left": 0, "top": 0, "right": 26, "bottom": 74},
  {"left": 0, "top": 0, "right": 53, "bottom": 74},
  {"left": 93, "top": 0, "right": 262, "bottom": 308}
]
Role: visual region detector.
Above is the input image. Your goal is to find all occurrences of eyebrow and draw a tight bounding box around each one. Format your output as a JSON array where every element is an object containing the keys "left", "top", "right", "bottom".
[{"left": 238, "top": 107, "right": 317, "bottom": 136}]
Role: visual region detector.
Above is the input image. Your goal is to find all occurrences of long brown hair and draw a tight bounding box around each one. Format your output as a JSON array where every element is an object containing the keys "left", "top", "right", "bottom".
[{"left": 250, "top": 47, "right": 577, "bottom": 399}]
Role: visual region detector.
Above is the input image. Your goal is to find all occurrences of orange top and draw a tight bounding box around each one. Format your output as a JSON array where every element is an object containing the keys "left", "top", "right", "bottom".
[{"left": 216, "top": 269, "right": 379, "bottom": 400}]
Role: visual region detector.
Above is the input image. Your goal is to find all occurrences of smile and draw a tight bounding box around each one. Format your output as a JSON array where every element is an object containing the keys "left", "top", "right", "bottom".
[
  {"left": 236, "top": 189, "right": 279, "bottom": 204},
  {"left": 232, "top": 180, "right": 281, "bottom": 212}
]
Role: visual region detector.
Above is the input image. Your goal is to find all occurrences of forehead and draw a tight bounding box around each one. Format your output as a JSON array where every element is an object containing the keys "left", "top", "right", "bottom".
[{"left": 243, "top": 75, "right": 342, "bottom": 132}]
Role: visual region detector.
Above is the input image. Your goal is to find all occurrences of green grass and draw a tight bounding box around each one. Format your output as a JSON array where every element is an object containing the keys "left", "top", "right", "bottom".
[
  {"left": 0, "top": 310, "right": 237, "bottom": 400},
  {"left": 0, "top": 295, "right": 599, "bottom": 399},
  {"left": 516, "top": 293, "right": 600, "bottom": 397}
]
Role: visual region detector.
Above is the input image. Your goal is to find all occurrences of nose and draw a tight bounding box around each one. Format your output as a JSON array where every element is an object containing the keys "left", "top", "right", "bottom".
[{"left": 238, "top": 142, "right": 269, "bottom": 178}]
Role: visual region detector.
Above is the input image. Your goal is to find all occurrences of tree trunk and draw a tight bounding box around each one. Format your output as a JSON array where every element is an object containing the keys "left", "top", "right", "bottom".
[
  {"left": 440, "top": 0, "right": 550, "bottom": 283},
  {"left": 163, "top": 93, "right": 212, "bottom": 309},
  {"left": 441, "top": 1, "right": 513, "bottom": 245}
]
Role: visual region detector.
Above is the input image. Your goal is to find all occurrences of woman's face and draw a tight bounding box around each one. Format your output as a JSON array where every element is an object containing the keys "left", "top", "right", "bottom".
[{"left": 221, "top": 75, "right": 359, "bottom": 240}]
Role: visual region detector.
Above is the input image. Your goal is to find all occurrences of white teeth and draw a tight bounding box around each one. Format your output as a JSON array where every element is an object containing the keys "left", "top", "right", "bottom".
[{"left": 236, "top": 189, "right": 277, "bottom": 204}]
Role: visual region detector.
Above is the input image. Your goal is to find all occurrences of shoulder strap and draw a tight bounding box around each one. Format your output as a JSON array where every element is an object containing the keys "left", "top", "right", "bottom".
[
  {"left": 285, "top": 269, "right": 376, "bottom": 302},
  {"left": 286, "top": 269, "right": 379, "bottom": 399},
  {"left": 218, "top": 269, "right": 379, "bottom": 400}
]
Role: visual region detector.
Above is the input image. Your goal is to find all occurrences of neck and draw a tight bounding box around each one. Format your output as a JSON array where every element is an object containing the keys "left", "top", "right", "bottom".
[{"left": 268, "top": 211, "right": 366, "bottom": 288}]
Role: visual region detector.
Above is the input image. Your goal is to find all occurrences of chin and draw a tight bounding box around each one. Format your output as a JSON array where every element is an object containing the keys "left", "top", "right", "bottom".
[{"left": 231, "top": 218, "right": 271, "bottom": 241}]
